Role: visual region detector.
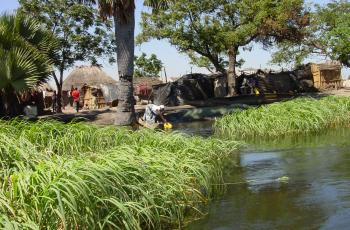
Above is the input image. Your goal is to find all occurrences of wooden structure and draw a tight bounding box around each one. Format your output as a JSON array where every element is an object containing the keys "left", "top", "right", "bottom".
[
  {"left": 310, "top": 62, "right": 342, "bottom": 89},
  {"left": 81, "top": 85, "right": 106, "bottom": 109}
]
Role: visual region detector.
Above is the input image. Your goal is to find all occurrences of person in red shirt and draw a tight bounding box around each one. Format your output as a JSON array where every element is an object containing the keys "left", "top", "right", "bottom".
[{"left": 71, "top": 88, "right": 80, "bottom": 112}]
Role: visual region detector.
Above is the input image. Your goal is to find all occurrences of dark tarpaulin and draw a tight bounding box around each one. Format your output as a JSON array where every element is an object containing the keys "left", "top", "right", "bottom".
[
  {"left": 152, "top": 83, "right": 179, "bottom": 106},
  {"left": 176, "top": 74, "right": 214, "bottom": 101},
  {"left": 152, "top": 74, "right": 215, "bottom": 106},
  {"left": 236, "top": 67, "right": 316, "bottom": 95}
]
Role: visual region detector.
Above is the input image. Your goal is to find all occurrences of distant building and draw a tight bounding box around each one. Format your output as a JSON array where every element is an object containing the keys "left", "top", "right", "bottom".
[{"left": 308, "top": 61, "right": 342, "bottom": 89}]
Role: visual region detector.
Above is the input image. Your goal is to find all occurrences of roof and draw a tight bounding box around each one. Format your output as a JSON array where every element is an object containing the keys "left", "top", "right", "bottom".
[
  {"left": 63, "top": 66, "right": 117, "bottom": 91},
  {"left": 133, "top": 77, "right": 163, "bottom": 88},
  {"left": 311, "top": 61, "right": 341, "bottom": 71}
]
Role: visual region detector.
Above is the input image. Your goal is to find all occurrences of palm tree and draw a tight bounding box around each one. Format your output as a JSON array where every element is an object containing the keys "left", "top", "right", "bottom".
[
  {"left": 0, "top": 13, "right": 57, "bottom": 117},
  {"left": 81, "top": 0, "right": 170, "bottom": 125}
]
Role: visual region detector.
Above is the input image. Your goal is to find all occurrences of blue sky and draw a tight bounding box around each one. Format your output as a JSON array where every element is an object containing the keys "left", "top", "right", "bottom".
[{"left": 1, "top": 0, "right": 349, "bottom": 82}]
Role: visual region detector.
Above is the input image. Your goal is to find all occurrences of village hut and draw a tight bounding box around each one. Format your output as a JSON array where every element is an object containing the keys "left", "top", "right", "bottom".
[
  {"left": 62, "top": 66, "right": 118, "bottom": 109},
  {"left": 308, "top": 61, "right": 342, "bottom": 89},
  {"left": 133, "top": 77, "right": 163, "bottom": 102}
]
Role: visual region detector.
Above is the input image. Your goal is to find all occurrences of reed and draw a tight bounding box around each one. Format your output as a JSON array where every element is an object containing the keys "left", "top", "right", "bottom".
[
  {"left": 215, "top": 96, "right": 350, "bottom": 139},
  {"left": 0, "top": 120, "right": 239, "bottom": 229}
]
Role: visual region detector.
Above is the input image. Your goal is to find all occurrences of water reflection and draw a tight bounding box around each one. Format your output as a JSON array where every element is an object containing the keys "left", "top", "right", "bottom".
[{"left": 177, "top": 124, "right": 350, "bottom": 230}]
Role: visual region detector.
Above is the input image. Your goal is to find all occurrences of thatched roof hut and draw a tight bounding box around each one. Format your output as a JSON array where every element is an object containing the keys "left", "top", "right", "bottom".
[
  {"left": 133, "top": 77, "right": 163, "bottom": 89},
  {"left": 63, "top": 66, "right": 118, "bottom": 105},
  {"left": 63, "top": 66, "right": 117, "bottom": 91},
  {"left": 133, "top": 77, "right": 163, "bottom": 100}
]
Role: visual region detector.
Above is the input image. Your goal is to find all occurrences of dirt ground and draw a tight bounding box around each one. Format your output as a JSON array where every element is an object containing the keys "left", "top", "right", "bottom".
[
  {"left": 39, "top": 88, "right": 350, "bottom": 125},
  {"left": 322, "top": 88, "right": 350, "bottom": 97}
]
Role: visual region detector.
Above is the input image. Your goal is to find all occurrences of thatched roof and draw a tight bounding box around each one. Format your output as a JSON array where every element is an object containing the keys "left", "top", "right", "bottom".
[
  {"left": 63, "top": 66, "right": 117, "bottom": 91},
  {"left": 133, "top": 77, "right": 163, "bottom": 88},
  {"left": 312, "top": 61, "right": 341, "bottom": 71}
]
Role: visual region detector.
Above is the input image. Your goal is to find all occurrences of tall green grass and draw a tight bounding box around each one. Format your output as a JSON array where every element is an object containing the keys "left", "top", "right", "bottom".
[
  {"left": 0, "top": 120, "right": 239, "bottom": 229},
  {"left": 215, "top": 96, "right": 350, "bottom": 139}
]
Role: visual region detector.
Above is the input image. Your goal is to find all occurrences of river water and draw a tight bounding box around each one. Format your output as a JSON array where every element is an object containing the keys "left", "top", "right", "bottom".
[{"left": 175, "top": 122, "right": 350, "bottom": 230}]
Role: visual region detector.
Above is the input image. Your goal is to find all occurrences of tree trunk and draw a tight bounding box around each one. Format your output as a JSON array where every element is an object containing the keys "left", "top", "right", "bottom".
[
  {"left": 57, "top": 85, "right": 63, "bottom": 113},
  {"left": 113, "top": 9, "right": 136, "bottom": 126},
  {"left": 227, "top": 47, "right": 238, "bottom": 96},
  {"left": 52, "top": 71, "right": 63, "bottom": 113},
  {"left": 208, "top": 55, "right": 226, "bottom": 74}
]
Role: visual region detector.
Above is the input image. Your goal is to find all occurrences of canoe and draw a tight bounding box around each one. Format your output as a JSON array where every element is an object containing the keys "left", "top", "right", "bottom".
[{"left": 138, "top": 118, "right": 162, "bottom": 130}]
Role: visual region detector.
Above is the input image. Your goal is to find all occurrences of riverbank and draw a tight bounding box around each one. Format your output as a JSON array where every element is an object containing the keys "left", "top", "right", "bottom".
[
  {"left": 0, "top": 120, "right": 239, "bottom": 229},
  {"left": 215, "top": 96, "right": 350, "bottom": 139}
]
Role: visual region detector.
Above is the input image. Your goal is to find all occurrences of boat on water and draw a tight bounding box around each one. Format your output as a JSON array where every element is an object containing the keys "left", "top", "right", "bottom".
[{"left": 137, "top": 118, "right": 162, "bottom": 130}]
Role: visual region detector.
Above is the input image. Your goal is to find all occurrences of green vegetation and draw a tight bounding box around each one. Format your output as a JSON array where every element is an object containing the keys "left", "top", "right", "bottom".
[
  {"left": 134, "top": 53, "right": 163, "bottom": 77},
  {"left": 215, "top": 96, "right": 350, "bottom": 139},
  {"left": 0, "top": 13, "right": 57, "bottom": 117},
  {"left": 272, "top": 0, "right": 350, "bottom": 68},
  {"left": 138, "top": 0, "right": 308, "bottom": 95},
  {"left": 0, "top": 120, "right": 239, "bottom": 229}
]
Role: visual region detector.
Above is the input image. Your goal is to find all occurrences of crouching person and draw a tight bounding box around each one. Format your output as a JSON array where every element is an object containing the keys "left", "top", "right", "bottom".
[{"left": 142, "top": 104, "right": 167, "bottom": 124}]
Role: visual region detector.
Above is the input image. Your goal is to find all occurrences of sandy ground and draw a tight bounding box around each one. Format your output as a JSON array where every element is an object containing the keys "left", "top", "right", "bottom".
[
  {"left": 39, "top": 89, "right": 350, "bottom": 125},
  {"left": 322, "top": 88, "right": 350, "bottom": 96}
]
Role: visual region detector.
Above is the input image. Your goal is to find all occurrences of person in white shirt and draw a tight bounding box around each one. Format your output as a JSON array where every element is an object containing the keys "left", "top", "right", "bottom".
[{"left": 142, "top": 104, "right": 167, "bottom": 124}]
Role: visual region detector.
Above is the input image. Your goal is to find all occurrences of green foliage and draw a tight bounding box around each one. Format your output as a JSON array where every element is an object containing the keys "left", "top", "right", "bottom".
[
  {"left": 0, "top": 120, "right": 240, "bottom": 229},
  {"left": 0, "top": 13, "right": 56, "bottom": 92},
  {"left": 215, "top": 96, "right": 350, "bottom": 139},
  {"left": 138, "top": 0, "right": 308, "bottom": 73},
  {"left": 19, "top": 0, "right": 116, "bottom": 70},
  {"left": 134, "top": 52, "right": 163, "bottom": 77},
  {"left": 0, "top": 12, "right": 57, "bottom": 116},
  {"left": 271, "top": 0, "right": 350, "bottom": 68}
]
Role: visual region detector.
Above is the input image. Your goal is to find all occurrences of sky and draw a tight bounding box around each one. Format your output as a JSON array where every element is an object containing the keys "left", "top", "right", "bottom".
[{"left": 1, "top": 0, "right": 349, "bottom": 84}]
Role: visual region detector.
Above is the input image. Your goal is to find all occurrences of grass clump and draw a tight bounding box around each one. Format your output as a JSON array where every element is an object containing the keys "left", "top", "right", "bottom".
[
  {"left": 0, "top": 120, "right": 239, "bottom": 229},
  {"left": 215, "top": 96, "right": 350, "bottom": 139}
]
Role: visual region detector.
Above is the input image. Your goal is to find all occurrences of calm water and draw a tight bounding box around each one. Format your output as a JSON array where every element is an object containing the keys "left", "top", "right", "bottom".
[{"left": 175, "top": 122, "right": 350, "bottom": 230}]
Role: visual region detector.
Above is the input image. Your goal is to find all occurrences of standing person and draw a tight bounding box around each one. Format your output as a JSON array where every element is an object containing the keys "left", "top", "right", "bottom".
[
  {"left": 52, "top": 90, "right": 57, "bottom": 113},
  {"left": 71, "top": 88, "right": 80, "bottom": 112},
  {"left": 69, "top": 85, "right": 74, "bottom": 107}
]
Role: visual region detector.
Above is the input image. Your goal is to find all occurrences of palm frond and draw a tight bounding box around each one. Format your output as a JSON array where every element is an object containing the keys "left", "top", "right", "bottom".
[{"left": 0, "top": 12, "right": 56, "bottom": 93}]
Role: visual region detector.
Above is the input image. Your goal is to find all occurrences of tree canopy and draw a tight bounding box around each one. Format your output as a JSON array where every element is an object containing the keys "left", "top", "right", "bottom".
[
  {"left": 138, "top": 0, "right": 309, "bottom": 94},
  {"left": 271, "top": 0, "right": 350, "bottom": 68},
  {"left": 134, "top": 53, "right": 163, "bottom": 77}
]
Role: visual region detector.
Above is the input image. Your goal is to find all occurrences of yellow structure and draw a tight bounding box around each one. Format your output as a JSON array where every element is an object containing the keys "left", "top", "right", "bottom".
[
  {"left": 81, "top": 85, "right": 106, "bottom": 109},
  {"left": 310, "top": 62, "right": 342, "bottom": 89}
]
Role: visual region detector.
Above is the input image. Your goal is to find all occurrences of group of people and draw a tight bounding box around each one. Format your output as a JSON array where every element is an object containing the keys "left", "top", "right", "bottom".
[{"left": 51, "top": 87, "right": 80, "bottom": 113}]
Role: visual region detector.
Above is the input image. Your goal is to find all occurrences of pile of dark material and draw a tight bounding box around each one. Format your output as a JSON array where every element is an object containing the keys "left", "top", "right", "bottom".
[
  {"left": 152, "top": 66, "right": 317, "bottom": 106},
  {"left": 236, "top": 67, "right": 316, "bottom": 95},
  {"left": 153, "top": 74, "right": 215, "bottom": 106}
]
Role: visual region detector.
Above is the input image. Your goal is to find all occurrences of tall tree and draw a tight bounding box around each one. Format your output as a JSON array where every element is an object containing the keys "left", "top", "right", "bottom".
[
  {"left": 0, "top": 13, "right": 57, "bottom": 117},
  {"left": 271, "top": 0, "right": 350, "bottom": 68},
  {"left": 134, "top": 53, "right": 163, "bottom": 77},
  {"left": 80, "top": 0, "right": 171, "bottom": 125},
  {"left": 19, "top": 0, "right": 116, "bottom": 112},
  {"left": 138, "top": 0, "right": 309, "bottom": 95}
]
